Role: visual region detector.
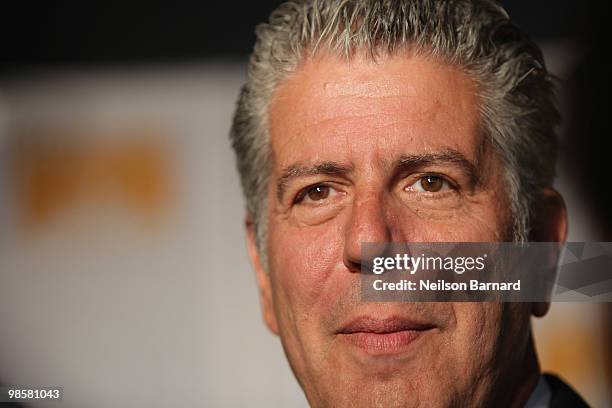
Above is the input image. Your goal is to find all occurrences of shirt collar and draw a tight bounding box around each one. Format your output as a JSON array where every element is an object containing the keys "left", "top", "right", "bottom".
[{"left": 524, "top": 375, "right": 552, "bottom": 408}]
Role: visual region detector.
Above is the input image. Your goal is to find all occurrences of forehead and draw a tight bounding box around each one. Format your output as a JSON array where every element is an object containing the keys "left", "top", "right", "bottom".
[{"left": 267, "top": 52, "right": 482, "bottom": 168}]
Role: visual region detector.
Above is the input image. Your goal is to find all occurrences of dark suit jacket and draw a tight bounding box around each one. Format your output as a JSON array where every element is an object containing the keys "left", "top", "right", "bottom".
[{"left": 545, "top": 374, "right": 590, "bottom": 408}]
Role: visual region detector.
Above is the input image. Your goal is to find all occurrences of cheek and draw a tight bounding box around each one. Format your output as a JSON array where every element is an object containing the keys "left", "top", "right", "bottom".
[
  {"left": 454, "top": 302, "right": 498, "bottom": 332},
  {"left": 406, "top": 196, "right": 510, "bottom": 241},
  {"left": 438, "top": 214, "right": 504, "bottom": 241},
  {"left": 268, "top": 219, "right": 344, "bottom": 309},
  {"left": 451, "top": 302, "right": 521, "bottom": 381},
  {"left": 393, "top": 210, "right": 507, "bottom": 242},
  {"left": 449, "top": 303, "right": 504, "bottom": 366},
  {"left": 447, "top": 302, "right": 532, "bottom": 386}
]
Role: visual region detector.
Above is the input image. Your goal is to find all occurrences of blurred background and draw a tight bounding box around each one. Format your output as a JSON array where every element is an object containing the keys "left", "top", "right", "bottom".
[{"left": 0, "top": 1, "right": 609, "bottom": 407}]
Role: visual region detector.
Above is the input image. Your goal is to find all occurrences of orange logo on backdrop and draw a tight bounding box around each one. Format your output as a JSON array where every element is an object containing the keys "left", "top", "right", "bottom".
[{"left": 10, "top": 126, "right": 172, "bottom": 226}]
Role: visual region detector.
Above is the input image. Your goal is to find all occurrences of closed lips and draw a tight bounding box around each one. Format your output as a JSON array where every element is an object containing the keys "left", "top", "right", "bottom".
[{"left": 337, "top": 316, "right": 436, "bottom": 355}]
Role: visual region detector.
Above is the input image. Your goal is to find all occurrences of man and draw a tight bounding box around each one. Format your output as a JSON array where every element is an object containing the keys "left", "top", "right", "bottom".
[{"left": 230, "top": 1, "right": 589, "bottom": 406}]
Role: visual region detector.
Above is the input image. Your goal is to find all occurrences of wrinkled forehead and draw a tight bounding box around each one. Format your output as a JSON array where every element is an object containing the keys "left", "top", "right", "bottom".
[{"left": 267, "top": 52, "right": 485, "bottom": 170}]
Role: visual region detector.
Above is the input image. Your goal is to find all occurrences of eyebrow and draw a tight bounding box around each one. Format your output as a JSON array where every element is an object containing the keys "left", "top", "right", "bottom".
[
  {"left": 277, "top": 161, "right": 353, "bottom": 202},
  {"left": 275, "top": 149, "right": 480, "bottom": 202},
  {"left": 395, "top": 150, "right": 479, "bottom": 187}
]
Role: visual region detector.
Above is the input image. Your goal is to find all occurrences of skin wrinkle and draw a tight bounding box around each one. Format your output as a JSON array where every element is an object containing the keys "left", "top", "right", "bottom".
[
  {"left": 277, "top": 161, "right": 354, "bottom": 202},
  {"left": 284, "top": 93, "right": 445, "bottom": 136},
  {"left": 322, "top": 75, "right": 418, "bottom": 98},
  {"left": 285, "top": 112, "right": 443, "bottom": 142},
  {"left": 277, "top": 150, "right": 478, "bottom": 205},
  {"left": 253, "top": 52, "right": 548, "bottom": 407},
  {"left": 275, "top": 151, "right": 502, "bottom": 235}
]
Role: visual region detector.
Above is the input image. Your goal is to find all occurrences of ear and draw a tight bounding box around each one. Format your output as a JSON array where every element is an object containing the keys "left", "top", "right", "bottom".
[
  {"left": 529, "top": 187, "right": 568, "bottom": 243},
  {"left": 246, "top": 217, "right": 279, "bottom": 335},
  {"left": 530, "top": 187, "right": 568, "bottom": 317}
]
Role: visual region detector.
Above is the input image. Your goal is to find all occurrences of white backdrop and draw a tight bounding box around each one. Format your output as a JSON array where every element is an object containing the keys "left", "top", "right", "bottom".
[{"left": 0, "top": 65, "right": 307, "bottom": 407}]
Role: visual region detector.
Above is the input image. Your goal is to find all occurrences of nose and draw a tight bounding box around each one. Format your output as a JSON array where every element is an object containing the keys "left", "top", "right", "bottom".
[{"left": 343, "top": 191, "right": 392, "bottom": 273}]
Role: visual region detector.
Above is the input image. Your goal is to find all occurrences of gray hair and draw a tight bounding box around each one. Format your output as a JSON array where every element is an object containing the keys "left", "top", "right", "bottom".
[{"left": 230, "top": 0, "right": 560, "bottom": 256}]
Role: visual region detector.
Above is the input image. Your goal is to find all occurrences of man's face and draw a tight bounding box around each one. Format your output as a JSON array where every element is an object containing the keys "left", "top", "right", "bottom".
[{"left": 251, "top": 53, "right": 534, "bottom": 407}]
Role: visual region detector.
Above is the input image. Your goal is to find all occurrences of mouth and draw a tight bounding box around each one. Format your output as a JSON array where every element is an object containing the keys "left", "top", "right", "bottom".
[{"left": 337, "top": 316, "right": 436, "bottom": 356}]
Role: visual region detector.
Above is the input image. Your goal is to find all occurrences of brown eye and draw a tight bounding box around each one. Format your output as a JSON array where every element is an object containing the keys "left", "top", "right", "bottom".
[
  {"left": 306, "top": 185, "right": 330, "bottom": 201},
  {"left": 420, "top": 175, "right": 444, "bottom": 192}
]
